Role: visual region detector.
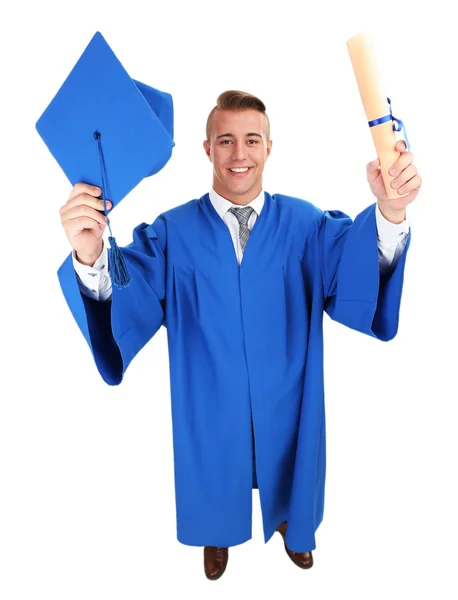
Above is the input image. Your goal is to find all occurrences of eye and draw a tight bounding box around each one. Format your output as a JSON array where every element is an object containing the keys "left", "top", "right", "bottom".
[
  {"left": 220, "top": 139, "right": 231, "bottom": 145},
  {"left": 247, "top": 139, "right": 259, "bottom": 145}
]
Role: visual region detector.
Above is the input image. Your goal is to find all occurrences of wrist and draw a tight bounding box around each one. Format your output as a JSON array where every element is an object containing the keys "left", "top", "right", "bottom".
[
  {"left": 377, "top": 203, "right": 406, "bottom": 224},
  {"left": 75, "top": 245, "right": 103, "bottom": 267}
]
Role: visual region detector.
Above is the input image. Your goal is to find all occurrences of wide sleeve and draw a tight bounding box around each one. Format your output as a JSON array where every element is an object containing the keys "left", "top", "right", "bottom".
[
  {"left": 57, "top": 215, "right": 167, "bottom": 385},
  {"left": 320, "top": 202, "right": 410, "bottom": 341}
]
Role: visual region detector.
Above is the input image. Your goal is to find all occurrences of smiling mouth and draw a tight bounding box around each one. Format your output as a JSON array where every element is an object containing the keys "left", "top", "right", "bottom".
[{"left": 228, "top": 167, "right": 252, "bottom": 176}]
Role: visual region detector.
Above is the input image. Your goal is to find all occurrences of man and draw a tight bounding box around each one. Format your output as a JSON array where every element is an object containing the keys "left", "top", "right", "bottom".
[{"left": 58, "top": 91, "right": 421, "bottom": 580}]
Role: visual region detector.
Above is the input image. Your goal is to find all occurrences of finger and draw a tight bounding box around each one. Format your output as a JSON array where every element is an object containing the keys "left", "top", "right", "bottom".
[
  {"left": 61, "top": 203, "right": 108, "bottom": 227},
  {"left": 389, "top": 150, "right": 414, "bottom": 176},
  {"left": 68, "top": 183, "right": 102, "bottom": 201},
  {"left": 397, "top": 174, "right": 422, "bottom": 196},
  {"left": 65, "top": 216, "right": 106, "bottom": 236},
  {"left": 60, "top": 194, "right": 112, "bottom": 217},
  {"left": 391, "top": 164, "right": 418, "bottom": 190}
]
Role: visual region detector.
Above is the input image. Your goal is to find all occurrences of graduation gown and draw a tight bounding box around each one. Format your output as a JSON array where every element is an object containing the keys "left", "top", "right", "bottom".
[{"left": 57, "top": 192, "right": 410, "bottom": 552}]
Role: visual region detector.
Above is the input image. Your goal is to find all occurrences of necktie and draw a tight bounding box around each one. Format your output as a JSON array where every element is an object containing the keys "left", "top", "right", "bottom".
[{"left": 228, "top": 206, "right": 254, "bottom": 252}]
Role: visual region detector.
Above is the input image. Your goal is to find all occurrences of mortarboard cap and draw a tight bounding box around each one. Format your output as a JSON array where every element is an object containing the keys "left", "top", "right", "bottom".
[{"left": 36, "top": 31, "right": 175, "bottom": 288}]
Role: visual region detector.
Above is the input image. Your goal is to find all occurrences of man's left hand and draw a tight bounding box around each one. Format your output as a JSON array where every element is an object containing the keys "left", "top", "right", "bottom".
[{"left": 366, "top": 140, "right": 422, "bottom": 223}]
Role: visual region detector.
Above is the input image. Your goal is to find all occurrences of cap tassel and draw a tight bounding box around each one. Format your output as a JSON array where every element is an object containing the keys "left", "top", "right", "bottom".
[
  {"left": 107, "top": 235, "right": 131, "bottom": 288},
  {"left": 94, "top": 131, "right": 131, "bottom": 289}
]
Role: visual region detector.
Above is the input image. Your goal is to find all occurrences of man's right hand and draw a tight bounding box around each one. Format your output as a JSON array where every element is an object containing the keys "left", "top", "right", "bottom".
[{"left": 60, "top": 183, "right": 112, "bottom": 266}]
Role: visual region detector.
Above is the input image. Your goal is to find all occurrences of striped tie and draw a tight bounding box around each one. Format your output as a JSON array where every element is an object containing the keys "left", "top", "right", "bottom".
[{"left": 228, "top": 206, "right": 254, "bottom": 252}]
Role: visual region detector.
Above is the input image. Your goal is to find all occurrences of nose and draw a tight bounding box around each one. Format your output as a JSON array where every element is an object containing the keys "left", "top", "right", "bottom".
[{"left": 231, "top": 140, "right": 247, "bottom": 161}]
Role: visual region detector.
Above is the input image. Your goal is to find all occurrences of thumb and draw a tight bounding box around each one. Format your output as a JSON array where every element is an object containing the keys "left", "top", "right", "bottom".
[
  {"left": 98, "top": 220, "right": 108, "bottom": 233},
  {"left": 366, "top": 158, "right": 380, "bottom": 182}
]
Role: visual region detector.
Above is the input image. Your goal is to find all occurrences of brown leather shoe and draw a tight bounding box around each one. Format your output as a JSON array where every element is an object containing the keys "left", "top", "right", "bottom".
[
  {"left": 204, "top": 546, "right": 229, "bottom": 580},
  {"left": 276, "top": 522, "right": 314, "bottom": 569}
]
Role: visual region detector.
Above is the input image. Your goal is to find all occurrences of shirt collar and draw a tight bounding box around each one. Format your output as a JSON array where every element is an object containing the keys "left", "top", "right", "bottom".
[{"left": 209, "top": 187, "right": 265, "bottom": 221}]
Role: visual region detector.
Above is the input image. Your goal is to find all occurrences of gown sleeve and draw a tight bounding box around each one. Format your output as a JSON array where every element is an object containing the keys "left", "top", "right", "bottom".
[
  {"left": 57, "top": 215, "right": 167, "bottom": 385},
  {"left": 319, "top": 202, "right": 410, "bottom": 341}
]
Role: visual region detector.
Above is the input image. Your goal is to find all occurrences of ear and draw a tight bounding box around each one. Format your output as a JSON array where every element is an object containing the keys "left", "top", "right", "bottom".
[
  {"left": 266, "top": 139, "right": 273, "bottom": 158},
  {"left": 203, "top": 140, "right": 212, "bottom": 161}
]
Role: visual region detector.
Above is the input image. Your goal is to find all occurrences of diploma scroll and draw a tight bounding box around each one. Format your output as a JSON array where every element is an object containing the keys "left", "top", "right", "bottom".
[{"left": 346, "top": 32, "right": 410, "bottom": 200}]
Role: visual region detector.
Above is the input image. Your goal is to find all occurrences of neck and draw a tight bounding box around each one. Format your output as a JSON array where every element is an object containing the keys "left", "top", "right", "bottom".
[{"left": 212, "top": 183, "right": 262, "bottom": 206}]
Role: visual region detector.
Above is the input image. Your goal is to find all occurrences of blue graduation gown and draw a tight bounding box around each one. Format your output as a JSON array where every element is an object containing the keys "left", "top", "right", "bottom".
[{"left": 57, "top": 192, "right": 410, "bottom": 552}]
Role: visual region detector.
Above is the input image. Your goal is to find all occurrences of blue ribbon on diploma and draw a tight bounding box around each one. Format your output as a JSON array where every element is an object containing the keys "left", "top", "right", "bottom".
[{"left": 368, "top": 98, "right": 411, "bottom": 151}]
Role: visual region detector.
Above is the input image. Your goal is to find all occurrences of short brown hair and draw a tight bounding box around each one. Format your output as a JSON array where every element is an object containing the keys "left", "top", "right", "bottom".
[{"left": 206, "top": 90, "right": 270, "bottom": 140}]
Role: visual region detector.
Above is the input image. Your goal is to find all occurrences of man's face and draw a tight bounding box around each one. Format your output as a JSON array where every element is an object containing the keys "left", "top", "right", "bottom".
[{"left": 203, "top": 109, "right": 272, "bottom": 205}]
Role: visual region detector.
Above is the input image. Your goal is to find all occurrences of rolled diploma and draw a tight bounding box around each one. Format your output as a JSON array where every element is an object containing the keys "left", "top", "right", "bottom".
[{"left": 346, "top": 32, "right": 400, "bottom": 200}]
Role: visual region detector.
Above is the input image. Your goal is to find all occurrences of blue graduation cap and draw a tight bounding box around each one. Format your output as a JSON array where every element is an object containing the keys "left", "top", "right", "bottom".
[{"left": 36, "top": 31, "right": 175, "bottom": 288}]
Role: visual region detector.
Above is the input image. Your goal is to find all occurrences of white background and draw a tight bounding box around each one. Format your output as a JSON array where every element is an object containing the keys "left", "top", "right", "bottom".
[{"left": 1, "top": 1, "right": 457, "bottom": 598}]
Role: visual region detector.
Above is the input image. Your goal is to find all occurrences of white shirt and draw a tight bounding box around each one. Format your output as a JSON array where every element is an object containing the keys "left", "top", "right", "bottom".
[{"left": 72, "top": 189, "right": 410, "bottom": 302}]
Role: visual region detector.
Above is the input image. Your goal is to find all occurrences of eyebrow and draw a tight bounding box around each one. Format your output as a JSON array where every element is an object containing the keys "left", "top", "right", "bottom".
[{"left": 216, "top": 132, "right": 263, "bottom": 139}]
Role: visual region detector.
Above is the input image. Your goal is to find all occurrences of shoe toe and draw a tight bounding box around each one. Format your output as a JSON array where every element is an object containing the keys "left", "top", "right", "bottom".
[
  {"left": 204, "top": 547, "right": 228, "bottom": 580},
  {"left": 289, "top": 550, "right": 314, "bottom": 569}
]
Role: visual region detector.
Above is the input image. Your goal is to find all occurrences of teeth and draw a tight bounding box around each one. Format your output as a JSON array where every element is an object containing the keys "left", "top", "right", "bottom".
[{"left": 230, "top": 167, "right": 249, "bottom": 173}]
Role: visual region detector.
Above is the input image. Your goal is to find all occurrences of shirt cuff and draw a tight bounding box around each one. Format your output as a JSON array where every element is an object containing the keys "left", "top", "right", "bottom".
[
  {"left": 375, "top": 204, "right": 410, "bottom": 246},
  {"left": 72, "top": 243, "right": 110, "bottom": 300}
]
